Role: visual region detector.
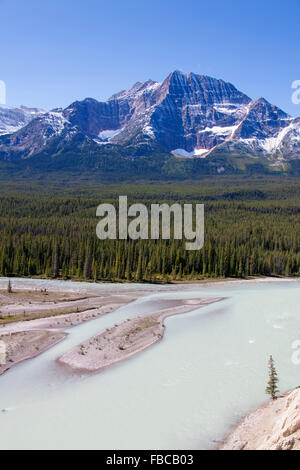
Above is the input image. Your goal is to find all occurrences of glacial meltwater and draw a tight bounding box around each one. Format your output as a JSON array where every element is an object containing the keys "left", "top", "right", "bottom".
[{"left": 0, "top": 278, "right": 299, "bottom": 450}]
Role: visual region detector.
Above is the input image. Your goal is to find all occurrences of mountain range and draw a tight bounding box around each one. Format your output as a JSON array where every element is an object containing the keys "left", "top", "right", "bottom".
[{"left": 1, "top": 70, "right": 300, "bottom": 177}]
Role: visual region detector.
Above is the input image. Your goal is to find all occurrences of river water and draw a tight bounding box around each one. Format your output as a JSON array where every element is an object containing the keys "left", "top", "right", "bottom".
[{"left": 0, "top": 277, "right": 299, "bottom": 450}]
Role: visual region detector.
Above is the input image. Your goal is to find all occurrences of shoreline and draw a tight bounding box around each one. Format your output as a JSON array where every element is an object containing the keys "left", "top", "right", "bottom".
[
  {"left": 1, "top": 275, "right": 299, "bottom": 290},
  {"left": 220, "top": 389, "right": 300, "bottom": 450},
  {"left": 0, "top": 276, "right": 298, "bottom": 377},
  {"left": 0, "top": 281, "right": 225, "bottom": 376},
  {"left": 0, "top": 289, "right": 145, "bottom": 375},
  {"left": 0, "top": 330, "right": 67, "bottom": 375},
  {"left": 58, "top": 297, "right": 225, "bottom": 374}
]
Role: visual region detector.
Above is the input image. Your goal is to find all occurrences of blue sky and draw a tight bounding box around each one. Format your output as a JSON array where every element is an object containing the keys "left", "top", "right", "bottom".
[{"left": 1, "top": 0, "right": 299, "bottom": 115}]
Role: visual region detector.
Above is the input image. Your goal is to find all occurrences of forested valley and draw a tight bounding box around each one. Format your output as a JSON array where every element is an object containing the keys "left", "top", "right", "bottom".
[{"left": 0, "top": 177, "right": 299, "bottom": 282}]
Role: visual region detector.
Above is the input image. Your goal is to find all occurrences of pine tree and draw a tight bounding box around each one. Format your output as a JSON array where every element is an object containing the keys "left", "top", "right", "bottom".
[
  {"left": 83, "top": 245, "right": 92, "bottom": 279},
  {"left": 7, "top": 279, "right": 12, "bottom": 293},
  {"left": 125, "top": 249, "right": 132, "bottom": 281},
  {"left": 52, "top": 243, "right": 59, "bottom": 278},
  {"left": 135, "top": 248, "right": 143, "bottom": 282},
  {"left": 265, "top": 355, "right": 279, "bottom": 400}
]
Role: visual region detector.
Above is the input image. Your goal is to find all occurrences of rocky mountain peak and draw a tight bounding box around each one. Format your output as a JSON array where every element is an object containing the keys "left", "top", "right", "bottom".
[{"left": 0, "top": 71, "right": 299, "bottom": 168}]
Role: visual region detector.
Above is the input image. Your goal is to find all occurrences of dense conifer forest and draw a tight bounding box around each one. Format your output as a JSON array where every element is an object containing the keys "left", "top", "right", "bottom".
[{"left": 0, "top": 176, "right": 299, "bottom": 282}]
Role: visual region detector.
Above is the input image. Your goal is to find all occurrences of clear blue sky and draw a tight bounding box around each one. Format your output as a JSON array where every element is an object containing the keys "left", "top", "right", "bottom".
[{"left": 1, "top": 0, "right": 299, "bottom": 116}]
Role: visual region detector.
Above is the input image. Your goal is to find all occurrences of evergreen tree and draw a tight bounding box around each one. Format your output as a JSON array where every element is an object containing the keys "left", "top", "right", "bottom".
[
  {"left": 125, "top": 247, "right": 132, "bottom": 281},
  {"left": 52, "top": 242, "right": 59, "bottom": 278},
  {"left": 83, "top": 246, "right": 92, "bottom": 279},
  {"left": 7, "top": 279, "right": 12, "bottom": 293},
  {"left": 265, "top": 355, "right": 279, "bottom": 400},
  {"left": 135, "top": 248, "right": 143, "bottom": 282}
]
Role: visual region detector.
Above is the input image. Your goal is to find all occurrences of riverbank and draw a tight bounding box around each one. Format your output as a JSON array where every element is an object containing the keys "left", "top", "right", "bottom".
[
  {"left": 220, "top": 389, "right": 300, "bottom": 450},
  {"left": 1, "top": 275, "right": 297, "bottom": 288},
  {"left": 0, "top": 287, "right": 145, "bottom": 323},
  {"left": 0, "top": 288, "right": 145, "bottom": 375},
  {"left": 58, "top": 297, "right": 224, "bottom": 373},
  {"left": 0, "top": 280, "right": 225, "bottom": 375},
  {"left": 0, "top": 276, "right": 298, "bottom": 377},
  {"left": 0, "top": 330, "right": 67, "bottom": 375}
]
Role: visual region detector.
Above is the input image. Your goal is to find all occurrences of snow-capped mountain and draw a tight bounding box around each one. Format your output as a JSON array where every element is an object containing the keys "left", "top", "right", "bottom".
[
  {"left": 0, "top": 105, "right": 45, "bottom": 135},
  {"left": 0, "top": 71, "right": 299, "bottom": 169},
  {"left": 0, "top": 110, "right": 75, "bottom": 159},
  {"left": 205, "top": 98, "right": 300, "bottom": 162}
]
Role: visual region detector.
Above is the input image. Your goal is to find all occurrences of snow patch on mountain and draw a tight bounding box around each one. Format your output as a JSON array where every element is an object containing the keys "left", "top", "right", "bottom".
[
  {"left": 43, "top": 111, "right": 69, "bottom": 135},
  {"left": 171, "top": 148, "right": 208, "bottom": 157},
  {"left": 240, "top": 120, "right": 300, "bottom": 154},
  {"left": 199, "top": 124, "right": 239, "bottom": 136},
  {"left": 98, "top": 129, "right": 122, "bottom": 141},
  {"left": 213, "top": 105, "right": 238, "bottom": 114},
  {"left": 143, "top": 125, "right": 156, "bottom": 137},
  {"left": 93, "top": 139, "right": 110, "bottom": 145},
  {"left": 213, "top": 103, "right": 249, "bottom": 118}
]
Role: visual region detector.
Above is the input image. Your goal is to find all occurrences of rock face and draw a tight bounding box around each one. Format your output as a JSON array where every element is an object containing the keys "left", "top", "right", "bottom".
[
  {"left": 0, "top": 71, "right": 300, "bottom": 167},
  {"left": 0, "top": 111, "right": 73, "bottom": 159},
  {"left": 221, "top": 388, "right": 300, "bottom": 451},
  {"left": 0, "top": 105, "right": 44, "bottom": 135}
]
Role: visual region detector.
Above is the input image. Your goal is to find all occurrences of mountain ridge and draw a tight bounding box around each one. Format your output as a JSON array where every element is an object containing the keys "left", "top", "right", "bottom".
[{"left": 0, "top": 71, "right": 299, "bottom": 175}]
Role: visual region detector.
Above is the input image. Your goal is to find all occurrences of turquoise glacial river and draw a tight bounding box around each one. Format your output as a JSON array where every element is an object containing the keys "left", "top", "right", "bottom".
[{"left": 0, "top": 278, "right": 299, "bottom": 450}]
